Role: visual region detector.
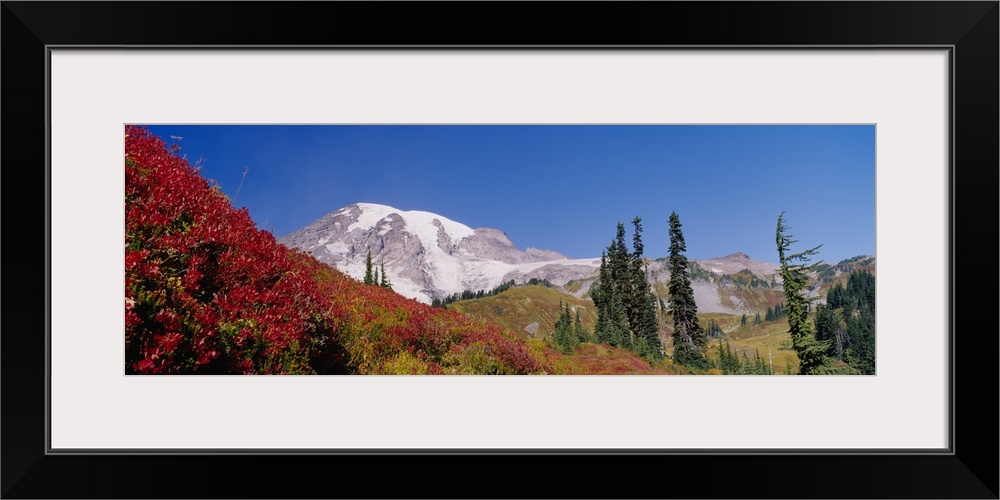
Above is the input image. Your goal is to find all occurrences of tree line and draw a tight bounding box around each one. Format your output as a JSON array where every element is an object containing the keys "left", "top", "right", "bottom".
[
  {"left": 713, "top": 338, "right": 774, "bottom": 375},
  {"left": 741, "top": 312, "right": 763, "bottom": 326},
  {"left": 552, "top": 300, "right": 592, "bottom": 354},
  {"left": 764, "top": 302, "right": 788, "bottom": 322},
  {"left": 776, "top": 212, "right": 874, "bottom": 375},
  {"left": 363, "top": 248, "right": 393, "bottom": 290},
  {"left": 705, "top": 319, "right": 724, "bottom": 338},
  {"left": 582, "top": 210, "right": 874, "bottom": 375},
  {"left": 430, "top": 278, "right": 556, "bottom": 309},
  {"left": 431, "top": 279, "right": 517, "bottom": 308},
  {"left": 589, "top": 217, "right": 664, "bottom": 361},
  {"left": 587, "top": 212, "right": 713, "bottom": 367},
  {"left": 736, "top": 301, "right": 788, "bottom": 328},
  {"left": 814, "top": 270, "right": 875, "bottom": 374}
]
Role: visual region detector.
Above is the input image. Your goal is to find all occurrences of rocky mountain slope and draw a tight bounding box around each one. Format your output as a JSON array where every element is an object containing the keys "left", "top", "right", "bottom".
[
  {"left": 280, "top": 203, "right": 873, "bottom": 314},
  {"left": 279, "top": 203, "right": 597, "bottom": 304}
]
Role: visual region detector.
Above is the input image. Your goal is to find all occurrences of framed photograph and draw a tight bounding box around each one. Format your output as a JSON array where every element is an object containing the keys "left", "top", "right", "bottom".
[{"left": 3, "top": 2, "right": 996, "bottom": 498}]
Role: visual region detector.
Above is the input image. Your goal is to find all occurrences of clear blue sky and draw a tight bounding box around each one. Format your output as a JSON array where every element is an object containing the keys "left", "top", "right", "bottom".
[{"left": 141, "top": 125, "right": 875, "bottom": 263}]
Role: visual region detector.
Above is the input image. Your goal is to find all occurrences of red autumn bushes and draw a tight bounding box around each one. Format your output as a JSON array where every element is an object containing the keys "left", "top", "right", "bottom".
[
  {"left": 534, "top": 341, "right": 677, "bottom": 375},
  {"left": 320, "top": 270, "right": 546, "bottom": 374},
  {"left": 125, "top": 126, "right": 547, "bottom": 375},
  {"left": 306, "top": 247, "right": 546, "bottom": 375},
  {"left": 126, "top": 126, "right": 344, "bottom": 374}
]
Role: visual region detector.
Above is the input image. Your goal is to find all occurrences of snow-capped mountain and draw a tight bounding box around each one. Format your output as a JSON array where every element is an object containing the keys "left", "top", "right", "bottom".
[
  {"left": 280, "top": 203, "right": 874, "bottom": 314},
  {"left": 278, "top": 203, "right": 599, "bottom": 304}
]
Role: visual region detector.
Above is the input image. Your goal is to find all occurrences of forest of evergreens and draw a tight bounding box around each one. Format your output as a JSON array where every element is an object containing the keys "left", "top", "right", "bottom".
[{"left": 554, "top": 210, "right": 875, "bottom": 375}]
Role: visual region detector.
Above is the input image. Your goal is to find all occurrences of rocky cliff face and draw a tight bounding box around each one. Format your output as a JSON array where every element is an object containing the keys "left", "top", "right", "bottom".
[{"left": 690, "top": 251, "right": 780, "bottom": 278}]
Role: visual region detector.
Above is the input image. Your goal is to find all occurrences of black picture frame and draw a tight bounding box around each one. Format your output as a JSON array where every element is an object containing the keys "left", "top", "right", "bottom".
[{"left": 3, "top": 2, "right": 997, "bottom": 498}]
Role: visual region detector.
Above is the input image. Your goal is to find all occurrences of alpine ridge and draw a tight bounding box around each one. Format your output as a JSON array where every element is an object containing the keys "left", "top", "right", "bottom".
[
  {"left": 280, "top": 203, "right": 874, "bottom": 315},
  {"left": 279, "top": 203, "right": 596, "bottom": 304}
]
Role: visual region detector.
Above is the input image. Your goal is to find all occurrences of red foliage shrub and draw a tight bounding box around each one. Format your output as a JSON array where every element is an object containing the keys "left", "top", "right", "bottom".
[
  {"left": 125, "top": 126, "right": 342, "bottom": 374},
  {"left": 125, "top": 126, "right": 547, "bottom": 375}
]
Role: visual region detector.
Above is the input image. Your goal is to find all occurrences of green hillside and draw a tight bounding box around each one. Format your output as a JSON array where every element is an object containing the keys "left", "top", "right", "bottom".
[
  {"left": 702, "top": 315, "right": 800, "bottom": 374},
  {"left": 448, "top": 285, "right": 598, "bottom": 340},
  {"left": 450, "top": 284, "right": 800, "bottom": 374}
]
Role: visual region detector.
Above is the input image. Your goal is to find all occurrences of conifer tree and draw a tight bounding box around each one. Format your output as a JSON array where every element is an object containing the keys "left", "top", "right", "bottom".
[
  {"left": 593, "top": 251, "right": 613, "bottom": 345},
  {"left": 553, "top": 300, "right": 578, "bottom": 354},
  {"left": 813, "top": 304, "right": 842, "bottom": 358},
  {"left": 827, "top": 282, "right": 845, "bottom": 309},
  {"left": 593, "top": 234, "right": 630, "bottom": 349},
  {"left": 609, "top": 223, "right": 631, "bottom": 347},
  {"left": 566, "top": 303, "right": 579, "bottom": 352},
  {"left": 552, "top": 300, "right": 567, "bottom": 352},
  {"left": 379, "top": 259, "right": 392, "bottom": 290},
  {"left": 715, "top": 338, "right": 747, "bottom": 374},
  {"left": 775, "top": 212, "right": 830, "bottom": 374},
  {"left": 611, "top": 223, "right": 630, "bottom": 286},
  {"left": 824, "top": 270, "right": 875, "bottom": 374},
  {"left": 715, "top": 339, "right": 729, "bottom": 373},
  {"left": 591, "top": 219, "right": 662, "bottom": 359},
  {"left": 629, "top": 217, "right": 663, "bottom": 357},
  {"left": 604, "top": 286, "right": 628, "bottom": 348},
  {"left": 754, "top": 348, "right": 770, "bottom": 375},
  {"left": 363, "top": 248, "right": 374, "bottom": 285},
  {"left": 574, "top": 309, "right": 591, "bottom": 343},
  {"left": 667, "top": 211, "right": 707, "bottom": 367}
]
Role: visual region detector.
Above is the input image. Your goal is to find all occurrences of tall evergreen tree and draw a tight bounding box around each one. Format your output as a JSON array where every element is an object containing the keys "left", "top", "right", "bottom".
[
  {"left": 845, "top": 313, "right": 875, "bottom": 375},
  {"left": 574, "top": 309, "right": 591, "bottom": 343},
  {"left": 826, "top": 282, "right": 846, "bottom": 309},
  {"left": 363, "top": 248, "right": 374, "bottom": 285},
  {"left": 667, "top": 211, "right": 707, "bottom": 367},
  {"left": 593, "top": 248, "right": 629, "bottom": 349},
  {"left": 593, "top": 251, "right": 613, "bottom": 345},
  {"left": 840, "top": 270, "right": 875, "bottom": 374},
  {"left": 591, "top": 219, "right": 662, "bottom": 359},
  {"left": 775, "top": 212, "right": 830, "bottom": 374},
  {"left": 379, "top": 258, "right": 393, "bottom": 290},
  {"left": 629, "top": 217, "right": 663, "bottom": 357},
  {"left": 553, "top": 300, "right": 578, "bottom": 354},
  {"left": 594, "top": 229, "right": 629, "bottom": 349},
  {"left": 715, "top": 338, "right": 745, "bottom": 374},
  {"left": 813, "top": 304, "right": 843, "bottom": 358},
  {"left": 753, "top": 348, "right": 772, "bottom": 375},
  {"left": 627, "top": 218, "right": 646, "bottom": 327},
  {"left": 610, "top": 223, "right": 631, "bottom": 315},
  {"left": 605, "top": 286, "right": 628, "bottom": 348}
]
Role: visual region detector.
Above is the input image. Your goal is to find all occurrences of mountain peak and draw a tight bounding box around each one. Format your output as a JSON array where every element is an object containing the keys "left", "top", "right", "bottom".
[
  {"left": 722, "top": 252, "right": 751, "bottom": 260},
  {"left": 343, "top": 202, "right": 476, "bottom": 243},
  {"left": 353, "top": 202, "right": 391, "bottom": 211},
  {"left": 279, "top": 203, "right": 572, "bottom": 303}
]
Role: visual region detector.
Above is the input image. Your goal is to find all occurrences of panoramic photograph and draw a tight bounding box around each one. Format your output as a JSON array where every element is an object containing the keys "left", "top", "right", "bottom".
[{"left": 125, "top": 124, "right": 875, "bottom": 375}]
